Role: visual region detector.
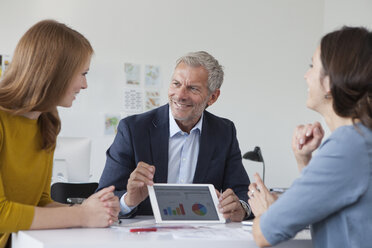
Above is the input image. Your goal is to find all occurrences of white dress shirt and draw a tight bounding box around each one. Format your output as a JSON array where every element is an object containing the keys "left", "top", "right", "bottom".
[{"left": 119, "top": 108, "right": 203, "bottom": 214}]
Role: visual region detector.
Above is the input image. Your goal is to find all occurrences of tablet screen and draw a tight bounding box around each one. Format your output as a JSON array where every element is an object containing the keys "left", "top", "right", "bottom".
[{"left": 153, "top": 185, "right": 219, "bottom": 221}]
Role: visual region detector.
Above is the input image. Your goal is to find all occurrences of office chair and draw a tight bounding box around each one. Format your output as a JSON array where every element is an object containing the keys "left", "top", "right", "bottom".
[{"left": 51, "top": 182, "right": 98, "bottom": 204}]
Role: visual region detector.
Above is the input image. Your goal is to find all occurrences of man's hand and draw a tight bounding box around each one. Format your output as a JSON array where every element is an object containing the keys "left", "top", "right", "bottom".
[
  {"left": 124, "top": 161, "right": 155, "bottom": 207},
  {"left": 292, "top": 121, "right": 324, "bottom": 172},
  {"left": 216, "top": 188, "right": 246, "bottom": 222}
]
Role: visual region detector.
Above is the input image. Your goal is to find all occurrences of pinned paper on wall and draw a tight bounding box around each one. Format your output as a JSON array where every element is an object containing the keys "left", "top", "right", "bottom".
[
  {"left": 104, "top": 114, "right": 121, "bottom": 135},
  {"left": 122, "top": 63, "right": 163, "bottom": 113},
  {"left": 124, "top": 63, "right": 141, "bottom": 86},
  {"left": 145, "top": 65, "right": 161, "bottom": 87},
  {"left": 145, "top": 90, "right": 161, "bottom": 110},
  {"left": 124, "top": 89, "right": 142, "bottom": 112},
  {"left": 0, "top": 55, "right": 11, "bottom": 79}
]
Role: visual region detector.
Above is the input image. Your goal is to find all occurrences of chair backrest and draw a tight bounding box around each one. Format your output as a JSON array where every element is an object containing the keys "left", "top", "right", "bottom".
[{"left": 51, "top": 182, "right": 98, "bottom": 204}]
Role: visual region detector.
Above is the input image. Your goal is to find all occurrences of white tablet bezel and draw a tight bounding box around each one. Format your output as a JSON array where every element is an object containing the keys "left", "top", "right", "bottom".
[{"left": 148, "top": 183, "right": 225, "bottom": 224}]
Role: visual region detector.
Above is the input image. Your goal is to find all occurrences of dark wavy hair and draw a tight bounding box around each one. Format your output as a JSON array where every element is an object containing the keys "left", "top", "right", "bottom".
[{"left": 320, "top": 26, "right": 372, "bottom": 130}]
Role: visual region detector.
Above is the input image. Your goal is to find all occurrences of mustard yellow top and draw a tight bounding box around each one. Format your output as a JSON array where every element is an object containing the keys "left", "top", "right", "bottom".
[{"left": 0, "top": 110, "right": 54, "bottom": 247}]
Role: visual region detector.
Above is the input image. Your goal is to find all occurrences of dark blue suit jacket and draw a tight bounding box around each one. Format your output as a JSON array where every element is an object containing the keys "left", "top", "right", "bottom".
[{"left": 97, "top": 104, "right": 250, "bottom": 215}]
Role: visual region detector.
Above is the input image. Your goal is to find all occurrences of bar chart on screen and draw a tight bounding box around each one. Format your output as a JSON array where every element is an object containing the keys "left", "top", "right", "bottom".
[{"left": 163, "top": 204, "right": 186, "bottom": 216}]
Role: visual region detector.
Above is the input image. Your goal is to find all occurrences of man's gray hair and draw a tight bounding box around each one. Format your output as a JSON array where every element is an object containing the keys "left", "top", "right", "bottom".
[{"left": 176, "top": 51, "right": 224, "bottom": 92}]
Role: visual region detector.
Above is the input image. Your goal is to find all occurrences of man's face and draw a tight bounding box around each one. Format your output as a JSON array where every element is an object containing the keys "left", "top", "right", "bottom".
[{"left": 168, "top": 62, "right": 219, "bottom": 131}]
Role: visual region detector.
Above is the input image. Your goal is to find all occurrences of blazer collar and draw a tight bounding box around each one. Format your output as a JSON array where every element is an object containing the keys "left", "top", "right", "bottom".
[
  {"left": 150, "top": 105, "right": 169, "bottom": 183},
  {"left": 150, "top": 105, "right": 215, "bottom": 184},
  {"left": 193, "top": 111, "right": 215, "bottom": 183}
]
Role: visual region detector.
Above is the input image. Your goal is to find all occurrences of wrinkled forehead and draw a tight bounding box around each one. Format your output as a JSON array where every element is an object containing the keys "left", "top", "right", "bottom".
[{"left": 172, "top": 62, "right": 208, "bottom": 85}]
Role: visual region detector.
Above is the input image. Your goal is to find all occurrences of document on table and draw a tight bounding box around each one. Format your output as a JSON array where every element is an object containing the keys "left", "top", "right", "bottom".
[
  {"left": 170, "top": 225, "right": 253, "bottom": 240},
  {"left": 111, "top": 221, "right": 253, "bottom": 241}
]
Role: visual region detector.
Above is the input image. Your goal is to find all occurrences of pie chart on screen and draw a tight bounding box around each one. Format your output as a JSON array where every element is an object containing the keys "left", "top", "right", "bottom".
[{"left": 192, "top": 203, "right": 207, "bottom": 216}]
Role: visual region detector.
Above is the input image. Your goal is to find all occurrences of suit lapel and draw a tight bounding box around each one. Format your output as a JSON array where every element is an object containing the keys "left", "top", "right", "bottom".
[
  {"left": 150, "top": 105, "right": 169, "bottom": 183},
  {"left": 193, "top": 112, "right": 215, "bottom": 183}
]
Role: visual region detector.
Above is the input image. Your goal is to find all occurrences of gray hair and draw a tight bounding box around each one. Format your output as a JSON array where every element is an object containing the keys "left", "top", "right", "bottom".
[{"left": 176, "top": 51, "right": 224, "bottom": 92}]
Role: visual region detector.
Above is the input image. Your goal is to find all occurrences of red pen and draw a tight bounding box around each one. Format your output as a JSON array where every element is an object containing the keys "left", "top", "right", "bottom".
[{"left": 130, "top": 227, "right": 157, "bottom": 233}]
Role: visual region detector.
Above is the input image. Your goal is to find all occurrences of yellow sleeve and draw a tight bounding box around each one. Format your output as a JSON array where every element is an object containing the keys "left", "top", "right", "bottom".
[
  {"left": 0, "top": 169, "right": 35, "bottom": 233},
  {"left": 0, "top": 121, "right": 34, "bottom": 233},
  {"left": 38, "top": 151, "right": 54, "bottom": 207}
]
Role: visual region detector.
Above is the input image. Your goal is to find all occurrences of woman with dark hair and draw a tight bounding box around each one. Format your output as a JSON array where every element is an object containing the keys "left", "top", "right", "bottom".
[
  {"left": 248, "top": 26, "right": 372, "bottom": 247},
  {"left": 0, "top": 20, "right": 119, "bottom": 247}
]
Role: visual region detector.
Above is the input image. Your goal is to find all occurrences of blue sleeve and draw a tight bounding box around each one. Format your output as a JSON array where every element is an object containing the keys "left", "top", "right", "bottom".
[
  {"left": 97, "top": 119, "right": 136, "bottom": 198},
  {"left": 260, "top": 129, "right": 370, "bottom": 245}
]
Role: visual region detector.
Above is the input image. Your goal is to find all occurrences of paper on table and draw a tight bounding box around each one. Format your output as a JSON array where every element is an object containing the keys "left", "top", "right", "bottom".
[
  {"left": 111, "top": 219, "right": 253, "bottom": 241},
  {"left": 170, "top": 225, "right": 253, "bottom": 240}
]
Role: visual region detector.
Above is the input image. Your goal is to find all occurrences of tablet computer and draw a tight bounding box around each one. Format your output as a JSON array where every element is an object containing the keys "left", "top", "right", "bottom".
[{"left": 148, "top": 183, "right": 225, "bottom": 224}]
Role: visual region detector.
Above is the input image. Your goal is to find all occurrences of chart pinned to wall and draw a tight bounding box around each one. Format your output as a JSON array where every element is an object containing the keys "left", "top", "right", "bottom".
[
  {"left": 124, "top": 89, "right": 143, "bottom": 112},
  {"left": 0, "top": 54, "right": 11, "bottom": 79},
  {"left": 145, "top": 90, "right": 161, "bottom": 110},
  {"left": 124, "top": 63, "right": 141, "bottom": 86},
  {"left": 145, "top": 65, "right": 161, "bottom": 87},
  {"left": 123, "top": 62, "right": 163, "bottom": 113},
  {"left": 104, "top": 114, "right": 121, "bottom": 135}
]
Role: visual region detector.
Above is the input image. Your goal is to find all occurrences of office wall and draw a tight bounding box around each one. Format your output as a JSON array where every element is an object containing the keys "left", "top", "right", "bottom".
[
  {"left": 324, "top": 0, "right": 372, "bottom": 32},
  {"left": 0, "top": 0, "right": 358, "bottom": 188}
]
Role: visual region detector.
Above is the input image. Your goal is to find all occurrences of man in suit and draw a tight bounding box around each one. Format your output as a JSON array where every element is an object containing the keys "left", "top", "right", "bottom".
[{"left": 98, "top": 51, "right": 252, "bottom": 221}]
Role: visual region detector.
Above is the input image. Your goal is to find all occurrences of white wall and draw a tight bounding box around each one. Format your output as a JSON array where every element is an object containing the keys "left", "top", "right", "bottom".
[
  {"left": 1, "top": 0, "right": 368, "bottom": 188},
  {"left": 324, "top": 0, "right": 372, "bottom": 32}
]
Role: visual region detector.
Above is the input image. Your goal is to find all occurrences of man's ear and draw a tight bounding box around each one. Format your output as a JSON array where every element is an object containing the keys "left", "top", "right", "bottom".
[{"left": 207, "top": 89, "right": 220, "bottom": 107}]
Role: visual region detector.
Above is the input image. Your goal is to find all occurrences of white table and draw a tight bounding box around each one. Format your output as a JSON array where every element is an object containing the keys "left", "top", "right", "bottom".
[{"left": 12, "top": 216, "right": 312, "bottom": 248}]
